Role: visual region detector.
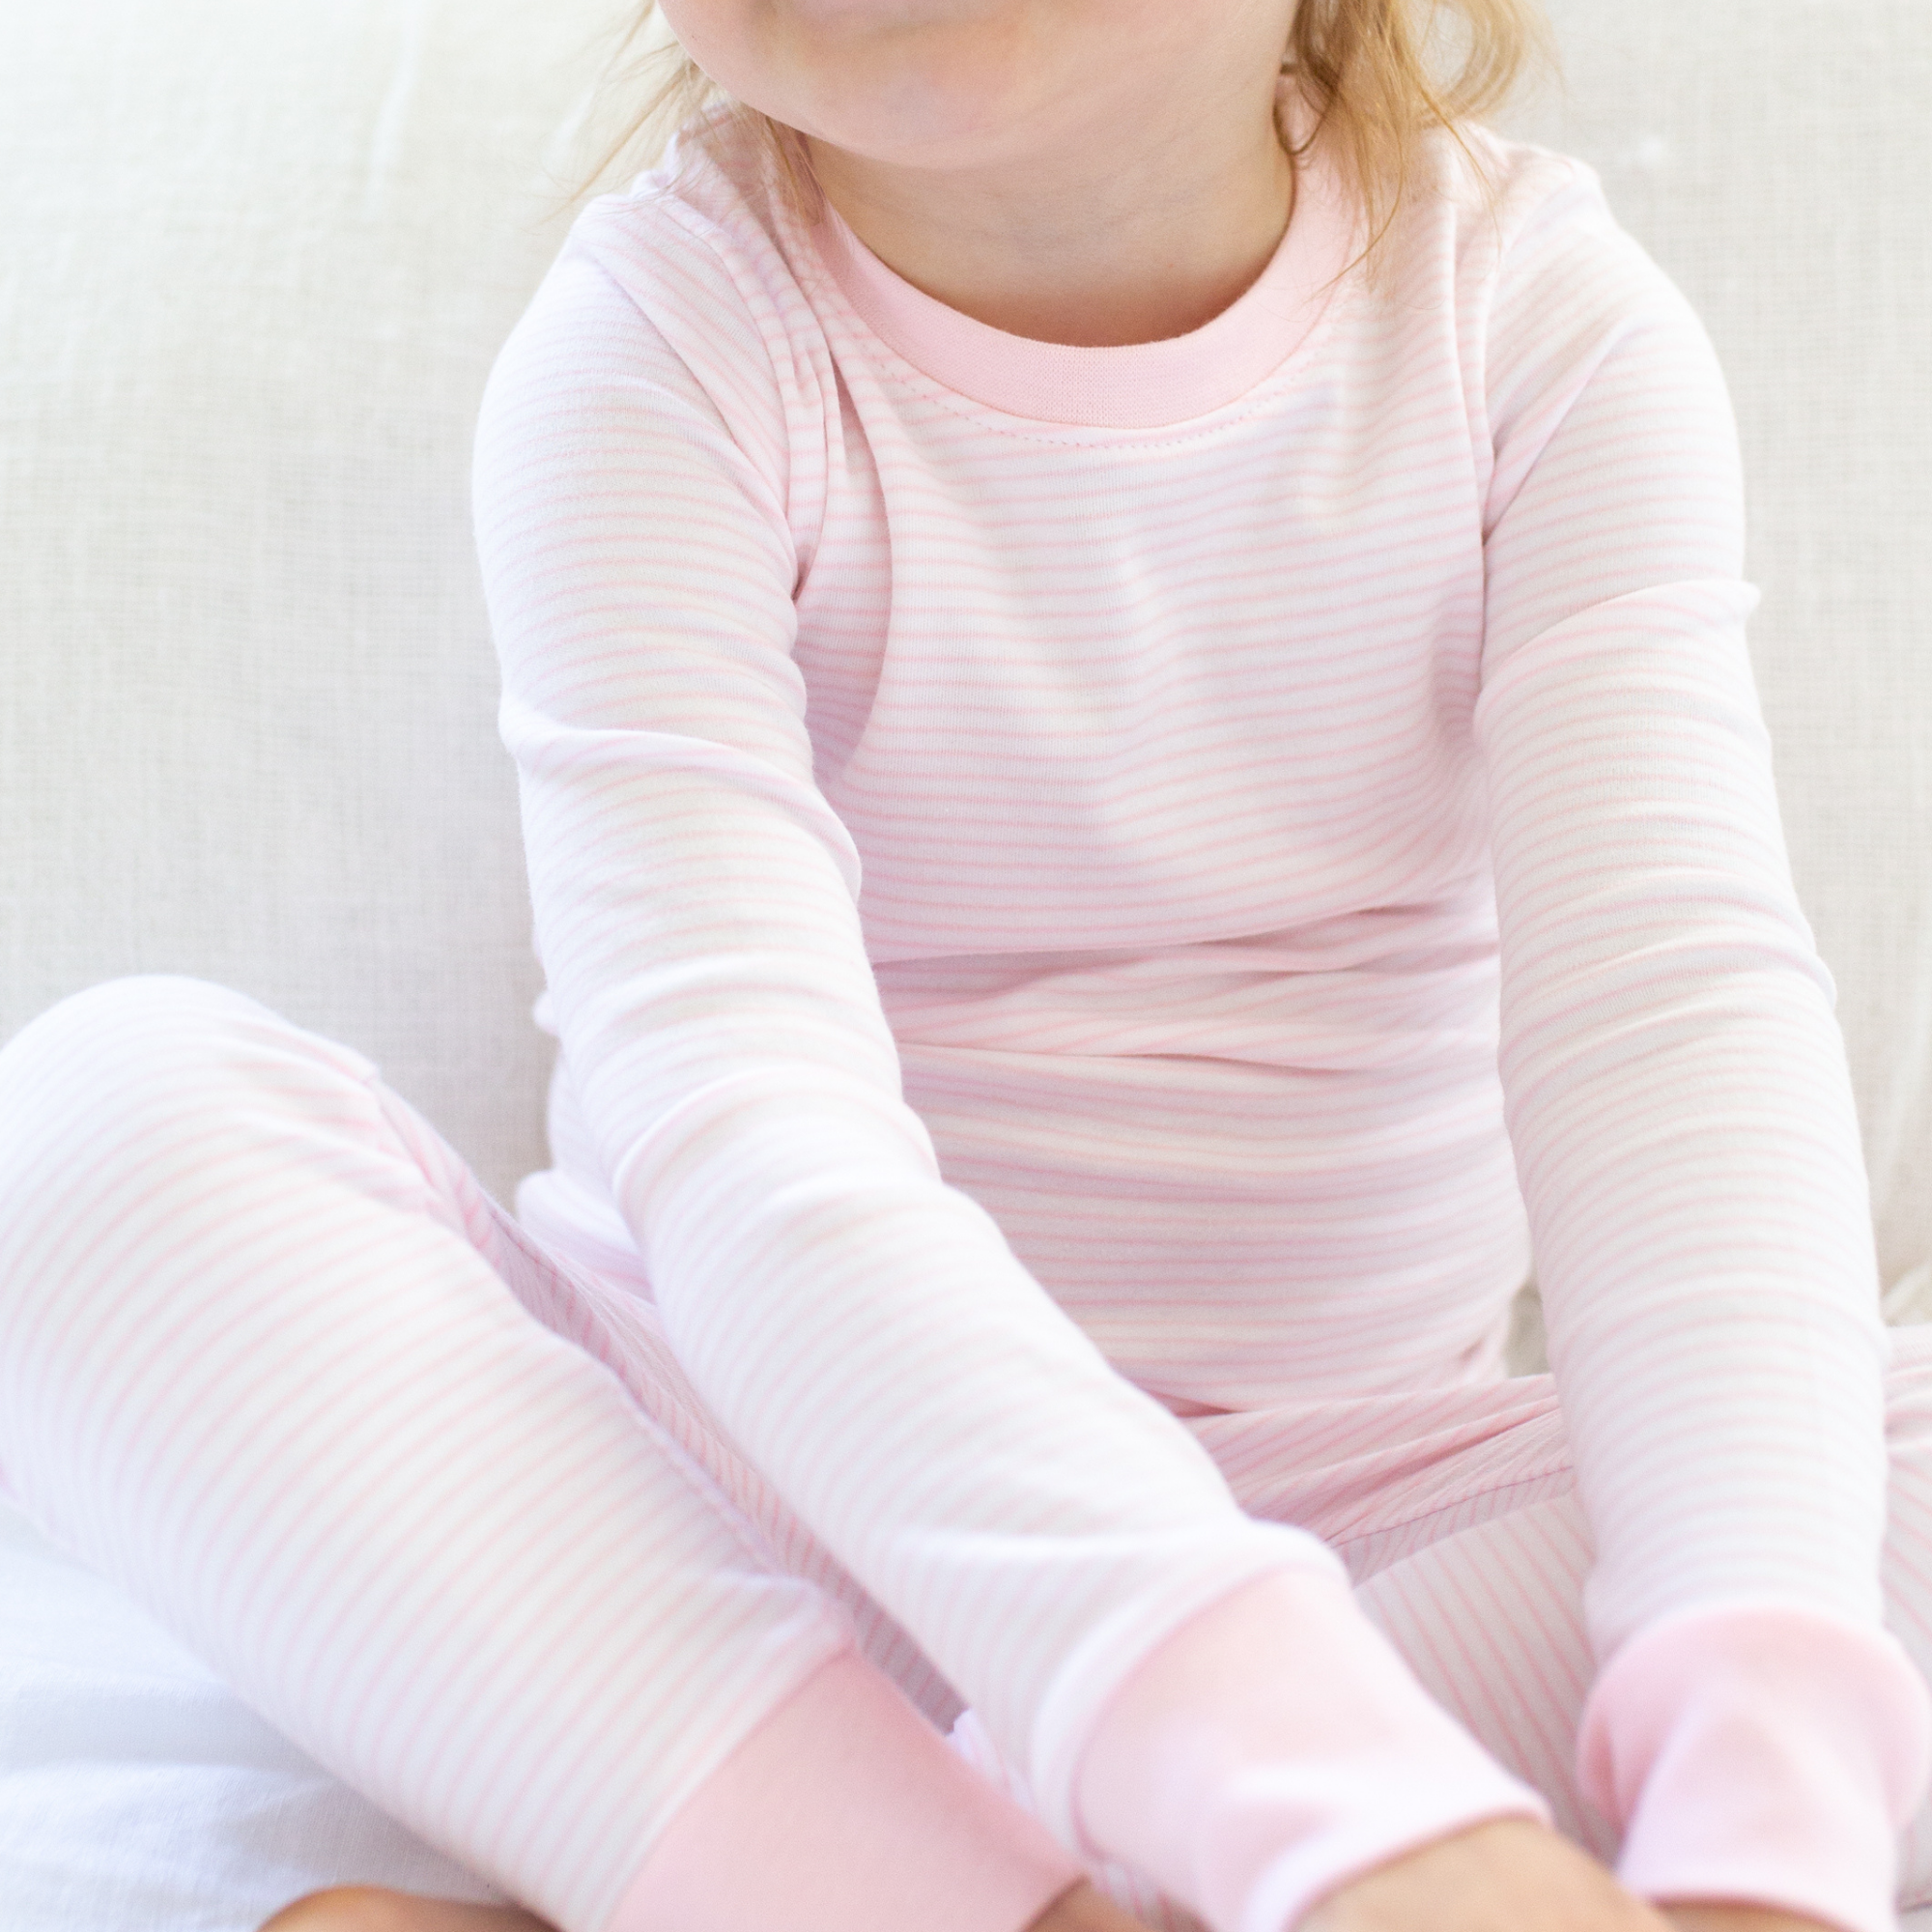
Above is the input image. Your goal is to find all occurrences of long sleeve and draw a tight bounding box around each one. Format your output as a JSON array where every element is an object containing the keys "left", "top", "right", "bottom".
[
  {"left": 473, "top": 213, "right": 1544, "bottom": 1932},
  {"left": 1471, "top": 168, "right": 1931, "bottom": 1927}
]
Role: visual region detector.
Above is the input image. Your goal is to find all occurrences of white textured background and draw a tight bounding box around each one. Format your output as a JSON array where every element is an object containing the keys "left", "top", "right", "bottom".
[
  {"left": 2, "top": 0, "right": 1928, "bottom": 1281},
  {"left": 0, "top": 0, "right": 634, "bottom": 1202}
]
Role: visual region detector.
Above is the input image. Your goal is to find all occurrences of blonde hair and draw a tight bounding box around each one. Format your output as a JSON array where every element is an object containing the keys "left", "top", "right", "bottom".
[{"left": 577, "top": 0, "right": 1565, "bottom": 299}]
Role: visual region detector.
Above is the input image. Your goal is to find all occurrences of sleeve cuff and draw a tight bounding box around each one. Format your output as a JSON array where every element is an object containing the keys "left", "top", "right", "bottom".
[
  {"left": 1577, "top": 1601, "right": 1932, "bottom": 1932},
  {"left": 1071, "top": 1568, "right": 1550, "bottom": 1932},
  {"left": 608, "top": 1644, "right": 1086, "bottom": 1932}
]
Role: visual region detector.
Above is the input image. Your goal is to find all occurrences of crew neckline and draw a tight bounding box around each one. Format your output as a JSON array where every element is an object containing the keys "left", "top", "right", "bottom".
[{"left": 808, "top": 79, "right": 1361, "bottom": 431}]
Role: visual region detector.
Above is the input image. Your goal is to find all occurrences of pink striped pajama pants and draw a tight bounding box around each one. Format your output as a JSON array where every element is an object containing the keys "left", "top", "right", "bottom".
[{"left": 3, "top": 976, "right": 1932, "bottom": 1929}]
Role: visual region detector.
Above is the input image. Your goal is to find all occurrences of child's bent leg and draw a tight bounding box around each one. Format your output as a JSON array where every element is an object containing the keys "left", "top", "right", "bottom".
[
  {"left": 0, "top": 978, "right": 1080, "bottom": 1932},
  {"left": 1876, "top": 1321, "right": 1932, "bottom": 1906},
  {"left": 1215, "top": 1342, "right": 1932, "bottom": 1915}
]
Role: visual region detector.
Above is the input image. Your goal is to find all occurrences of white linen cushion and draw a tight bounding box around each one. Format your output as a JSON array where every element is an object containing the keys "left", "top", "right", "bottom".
[{"left": 0, "top": 0, "right": 638, "bottom": 1203}]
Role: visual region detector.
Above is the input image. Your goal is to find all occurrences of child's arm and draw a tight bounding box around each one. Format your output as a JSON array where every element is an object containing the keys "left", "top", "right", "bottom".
[
  {"left": 1472, "top": 156, "right": 1930, "bottom": 1931},
  {"left": 473, "top": 211, "right": 1548, "bottom": 1932}
]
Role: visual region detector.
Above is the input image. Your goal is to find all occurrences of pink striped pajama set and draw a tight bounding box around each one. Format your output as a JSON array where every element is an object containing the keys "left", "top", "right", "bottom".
[{"left": 4, "top": 82, "right": 1931, "bottom": 1932}]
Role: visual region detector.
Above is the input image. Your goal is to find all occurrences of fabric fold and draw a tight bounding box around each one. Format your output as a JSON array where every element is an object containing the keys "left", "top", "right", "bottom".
[{"left": 1578, "top": 1603, "right": 1932, "bottom": 1932}]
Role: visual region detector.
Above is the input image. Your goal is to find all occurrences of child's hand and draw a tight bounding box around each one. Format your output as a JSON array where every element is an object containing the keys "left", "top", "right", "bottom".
[
  {"left": 1028, "top": 1879, "right": 1163, "bottom": 1932},
  {"left": 1298, "top": 1817, "right": 1670, "bottom": 1932},
  {"left": 260, "top": 1849, "right": 1847, "bottom": 1932},
  {"left": 1662, "top": 1908, "right": 1840, "bottom": 1932},
  {"left": 260, "top": 1874, "right": 1234, "bottom": 1932},
  {"left": 260, "top": 1874, "right": 1152, "bottom": 1932},
  {"left": 257, "top": 1888, "right": 551, "bottom": 1931}
]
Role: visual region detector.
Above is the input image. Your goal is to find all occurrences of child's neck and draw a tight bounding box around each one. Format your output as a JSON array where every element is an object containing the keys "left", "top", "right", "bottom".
[{"left": 803, "top": 98, "right": 1296, "bottom": 350}]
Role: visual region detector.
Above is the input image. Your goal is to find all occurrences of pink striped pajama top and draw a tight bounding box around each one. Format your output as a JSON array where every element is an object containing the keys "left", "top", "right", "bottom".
[{"left": 472, "top": 82, "right": 1930, "bottom": 1932}]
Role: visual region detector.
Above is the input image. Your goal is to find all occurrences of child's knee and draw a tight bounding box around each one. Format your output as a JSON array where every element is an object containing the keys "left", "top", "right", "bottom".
[
  {"left": 5, "top": 974, "right": 274, "bottom": 1077},
  {"left": 0, "top": 976, "right": 378, "bottom": 1186}
]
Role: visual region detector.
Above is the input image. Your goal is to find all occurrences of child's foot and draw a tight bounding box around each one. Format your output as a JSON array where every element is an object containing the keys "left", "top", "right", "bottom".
[{"left": 258, "top": 1886, "right": 554, "bottom": 1932}]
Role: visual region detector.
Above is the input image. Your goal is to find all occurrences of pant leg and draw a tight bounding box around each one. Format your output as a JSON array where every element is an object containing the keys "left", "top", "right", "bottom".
[
  {"left": 1187, "top": 1337, "right": 1932, "bottom": 1908},
  {"left": 0, "top": 1490, "right": 516, "bottom": 1927},
  {"left": 1880, "top": 1321, "right": 1932, "bottom": 1904},
  {"left": 0, "top": 977, "right": 859, "bottom": 1932}
]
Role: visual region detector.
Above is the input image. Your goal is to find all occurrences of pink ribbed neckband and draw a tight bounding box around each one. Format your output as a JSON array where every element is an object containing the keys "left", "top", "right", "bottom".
[{"left": 809, "top": 84, "right": 1362, "bottom": 430}]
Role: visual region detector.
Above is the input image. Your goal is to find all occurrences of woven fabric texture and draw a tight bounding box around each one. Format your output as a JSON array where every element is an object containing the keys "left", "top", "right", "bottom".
[{"left": 1, "top": 0, "right": 1927, "bottom": 1262}]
